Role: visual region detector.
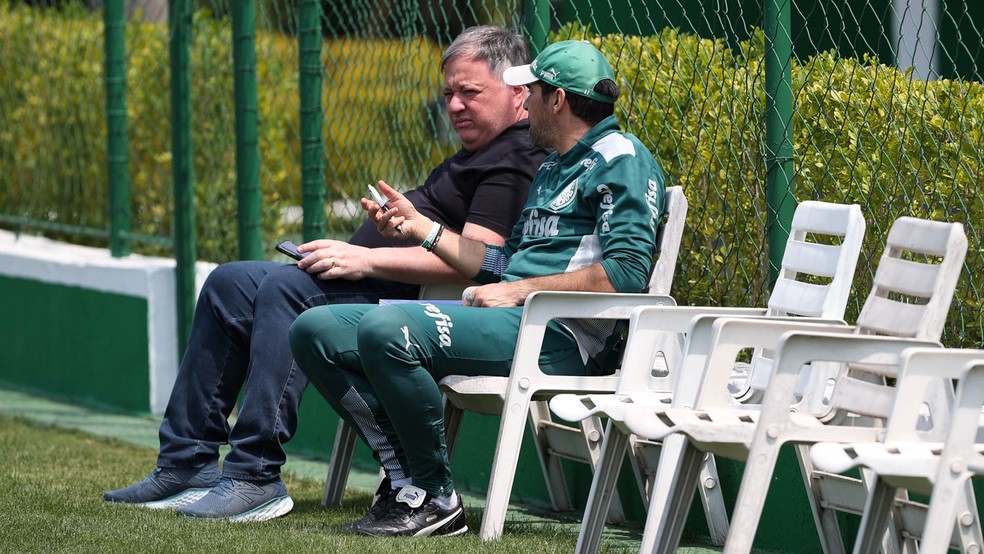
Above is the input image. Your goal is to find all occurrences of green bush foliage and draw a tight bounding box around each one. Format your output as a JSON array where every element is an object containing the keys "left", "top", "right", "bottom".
[
  {"left": 0, "top": 3, "right": 449, "bottom": 261},
  {"left": 2, "top": 5, "right": 982, "bottom": 346},
  {"left": 556, "top": 23, "right": 984, "bottom": 347},
  {"left": 0, "top": 5, "right": 108, "bottom": 232}
]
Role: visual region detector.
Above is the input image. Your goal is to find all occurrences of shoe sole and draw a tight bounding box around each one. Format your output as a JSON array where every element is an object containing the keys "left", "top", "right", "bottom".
[
  {"left": 107, "top": 487, "right": 213, "bottom": 510},
  {"left": 430, "top": 524, "right": 468, "bottom": 538},
  {"left": 226, "top": 495, "right": 294, "bottom": 523},
  {"left": 415, "top": 509, "right": 468, "bottom": 537}
]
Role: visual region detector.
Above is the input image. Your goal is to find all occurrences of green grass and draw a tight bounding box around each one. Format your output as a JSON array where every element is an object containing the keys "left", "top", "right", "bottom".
[{"left": 0, "top": 414, "right": 622, "bottom": 553}]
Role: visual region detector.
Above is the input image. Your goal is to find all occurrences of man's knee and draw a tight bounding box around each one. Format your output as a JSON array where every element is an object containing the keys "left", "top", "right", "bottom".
[
  {"left": 202, "top": 261, "right": 249, "bottom": 291},
  {"left": 196, "top": 261, "right": 266, "bottom": 309},
  {"left": 288, "top": 308, "right": 330, "bottom": 360},
  {"left": 356, "top": 306, "right": 414, "bottom": 353},
  {"left": 256, "top": 263, "right": 320, "bottom": 304}
]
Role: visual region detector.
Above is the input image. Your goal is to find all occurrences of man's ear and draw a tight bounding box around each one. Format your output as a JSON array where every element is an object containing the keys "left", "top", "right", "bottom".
[
  {"left": 552, "top": 88, "right": 566, "bottom": 113},
  {"left": 510, "top": 85, "right": 527, "bottom": 105}
]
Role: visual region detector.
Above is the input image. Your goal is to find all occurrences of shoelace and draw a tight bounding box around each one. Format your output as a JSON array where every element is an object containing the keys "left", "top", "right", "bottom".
[{"left": 211, "top": 479, "right": 266, "bottom": 503}]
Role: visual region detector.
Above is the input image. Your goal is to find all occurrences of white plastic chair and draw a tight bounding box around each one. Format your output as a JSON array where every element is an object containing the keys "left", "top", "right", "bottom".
[
  {"left": 438, "top": 185, "right": 689, "bottom": 540},
  {"left": 550, "top": 200, "right": 867, "bottom": 551},
  {"left": 810, "top": 347, "right": 984, "bottom": 553},
  {"left": 621, "top": 216, "right": 967, "bottom": 553}
]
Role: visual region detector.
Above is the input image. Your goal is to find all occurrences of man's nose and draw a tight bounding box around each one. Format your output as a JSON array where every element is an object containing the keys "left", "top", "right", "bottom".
[{"left": 447, "top": 93, "right": 466, "bottom": 112}]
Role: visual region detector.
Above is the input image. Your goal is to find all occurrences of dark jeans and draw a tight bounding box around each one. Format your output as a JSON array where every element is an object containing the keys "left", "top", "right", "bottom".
[{"left": 156, "top": 260, "right": 420, "bottom": 480}]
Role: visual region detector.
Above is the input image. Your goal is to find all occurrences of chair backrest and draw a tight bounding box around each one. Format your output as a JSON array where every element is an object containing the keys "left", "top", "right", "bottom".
[
  {"left": 735, "top": 201, "right": 866, "bottom": 399},
  {"left": 766, "top": 201, "right": 866, "bottom": 318},
  {"left": 855, "top": 217, "right": 967, "bottom": 339},
  {"left": 647, "top": 185, "right": 687, "bottom": 296},
  {"left": 622, "top": 185, "right": 688, "bottom": 379},
  {"left": 819, "top": 217, "right": 967, "bottom": 422}
]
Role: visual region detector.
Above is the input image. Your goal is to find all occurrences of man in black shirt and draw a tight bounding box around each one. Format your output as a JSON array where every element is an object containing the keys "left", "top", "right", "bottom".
[{"left": 104, "top": 25, "right": 546, "bottom": 522}]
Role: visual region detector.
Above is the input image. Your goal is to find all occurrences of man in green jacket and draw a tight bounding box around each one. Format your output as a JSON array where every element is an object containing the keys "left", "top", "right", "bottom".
[{"left": 290, "top": 39, "right": 666, "bottom": 537}]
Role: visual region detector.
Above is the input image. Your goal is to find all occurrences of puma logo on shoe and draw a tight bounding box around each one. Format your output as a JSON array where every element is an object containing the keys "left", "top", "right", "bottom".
[{"left": 395, "top": 485, "right": 427, "bottom": 508}]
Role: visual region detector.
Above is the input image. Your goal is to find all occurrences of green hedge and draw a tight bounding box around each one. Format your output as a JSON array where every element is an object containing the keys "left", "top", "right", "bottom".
[
  {"left": 558, "top": 24, "right": 984, "bottom": 348},
  {"left": 1, "top": 5, "right": 981, "bottom": 346},
  {"left": 0, "top": 4, "right": 450, "bottom": 261}
]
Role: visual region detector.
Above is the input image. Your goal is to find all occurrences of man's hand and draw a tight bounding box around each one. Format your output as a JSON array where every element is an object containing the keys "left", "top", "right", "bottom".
[
  {"left": 296, "top": 239, "right": 372, "bottom": 281},
  {"left": 462, "top": 264, "right": 617, "bottom": 307},
  {"left": 362, "top": 180, "right": 433, "bottom": 241},
  {"left": 462, "top": 281, "right": 533, "bottom": 307}
]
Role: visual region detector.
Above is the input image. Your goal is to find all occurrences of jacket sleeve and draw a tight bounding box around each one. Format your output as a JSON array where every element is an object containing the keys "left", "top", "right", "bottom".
[{"left": 591, "top": 158, "right": 665, "bottom": 293}]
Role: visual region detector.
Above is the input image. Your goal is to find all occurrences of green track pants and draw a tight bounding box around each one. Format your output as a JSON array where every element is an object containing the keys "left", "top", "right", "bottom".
[{"left": 289, "top": 300, "right": 600, "bottom": 496}]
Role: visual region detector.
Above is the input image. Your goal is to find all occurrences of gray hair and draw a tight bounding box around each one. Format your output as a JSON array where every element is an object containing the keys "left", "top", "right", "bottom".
[{"left": 441, "top": 26, "right": 530, "bottom": 81}]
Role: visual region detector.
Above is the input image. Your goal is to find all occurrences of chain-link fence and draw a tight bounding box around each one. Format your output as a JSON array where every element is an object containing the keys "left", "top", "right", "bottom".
[{"left": 1, "top": 0, "right": 982, "bottom": 347}]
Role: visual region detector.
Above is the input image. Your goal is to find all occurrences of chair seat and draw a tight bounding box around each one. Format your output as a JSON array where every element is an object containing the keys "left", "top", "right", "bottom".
[
  {"left": 440, "top": 375, "right": 508, "bottom": 416},
  {"left": 551, "top": 390, "right": 672, "bottom": 423},
  {"left": 812, "top": 441, "right": 941, "bottom": 492}
]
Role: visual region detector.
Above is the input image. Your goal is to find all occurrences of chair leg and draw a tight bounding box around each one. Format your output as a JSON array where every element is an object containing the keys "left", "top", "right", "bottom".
[
  {"left": 641, "top": 434, "right": 705, "bottom": 554},
  {"left": 479, "top": 396, "right": 533, "bottom": 541},
  {"left": 629, "top": 435, "right": 659, "bottom": 501},
  {"left": 528, "top": 400, "right": 574, "bottom": 511},
  {"left": 323, "top": 419, "right": 358, "bottom": 506},
  {"left": 628, "top": 436, "right": 728, "bottom": 545},
  {"left": 724, "top": 442, "right": 783, "bottom": 554},
  {"left": 921, "top": 475, "right": 980, "bottom": 553},
  {"left": 443, "top": 397, "right": 464, "bottom": 461},
  {"left": 579, "top": 412, "right": 626, "bottom": 524},
  {"left": 877, "top": 471, "right": 906, "bottom": 554},
  {"left": 854, "top": 477, "right": 898, "bottom": 554},
  {"left": 951, "top": 480, "right": 984, "bottom": 553},
  {"left": 794, "top": 443, "right": 848, "bottom": 554},
  {"left": 699, "top": 454, "right": 730, "bottom": 545},
  {"left": 576, "top": 421, "right": 631, "bottom": 554}
]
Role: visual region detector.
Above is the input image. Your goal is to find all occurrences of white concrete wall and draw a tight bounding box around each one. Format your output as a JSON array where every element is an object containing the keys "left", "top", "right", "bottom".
[{"left": 0, "top": 230, "right": 215, "bottom": 413}]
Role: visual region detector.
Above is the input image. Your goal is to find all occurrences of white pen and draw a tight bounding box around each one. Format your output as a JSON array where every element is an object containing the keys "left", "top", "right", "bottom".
[{"left": 368, "top": 183, "right": 403, "bottom": 234}]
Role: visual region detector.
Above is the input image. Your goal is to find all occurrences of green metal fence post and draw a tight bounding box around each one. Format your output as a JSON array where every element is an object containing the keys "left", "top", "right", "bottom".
[
  {"left": 169, "top": 0, "right": 196, "bottom": 355},
  {"left": 764, "top": 0, "right": 795, "bottom": 287},
  {"left": 523, "top": 0, "right": 551, "bottom": 55},
  {"left": 298, "top": 0, "right": 325, "bottom": 242},
  {"left": 104, "top": 0, "right": 131, "bottom": 257},
  {"left": 232, "top": 1, "right": 262, "bottom": 260}
]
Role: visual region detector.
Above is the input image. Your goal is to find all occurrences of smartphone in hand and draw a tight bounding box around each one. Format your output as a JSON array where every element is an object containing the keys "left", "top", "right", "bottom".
[
  {"left": 368, "top": 183, "right": 403, "bottom": 233},
  {"left": 276, "top": 240, "right": 309, "bottom": 261}
]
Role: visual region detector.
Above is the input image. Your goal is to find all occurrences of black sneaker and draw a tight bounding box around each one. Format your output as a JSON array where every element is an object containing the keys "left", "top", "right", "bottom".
[
  {"left": 356, "top": 485, "right": 467, "bottom": 537},
  {"left": 341, "top": 477, "right": 398, "bottom": 532}
]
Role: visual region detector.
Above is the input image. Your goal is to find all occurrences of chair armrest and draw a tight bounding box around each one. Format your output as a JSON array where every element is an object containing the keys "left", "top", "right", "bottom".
[
  {"left": 896, "top": 347, "right": 984, "bottom": 382},
  {"left": 615, "top": 306, "right": 770, "bottom": 392},
  {"left": 548, "top": 306, "right": 771, "bottom": 423},
  {"left": 681, "top": 316, "right": 852, "bottom": 408},
  {"left": 753, "top": 332, "right": 942, "bottom": 441},
  {"left": 885, "top": 348, "right": 984, "bottom": 441},
  {"left": 950, "top": 361, "right": 984, "bottom": 474},
  {"left": 507, "top": 291, "right": 676, "bottom": 387},
  {"left": 520, "top": 290, "right": 676, "bottom": 324}
]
